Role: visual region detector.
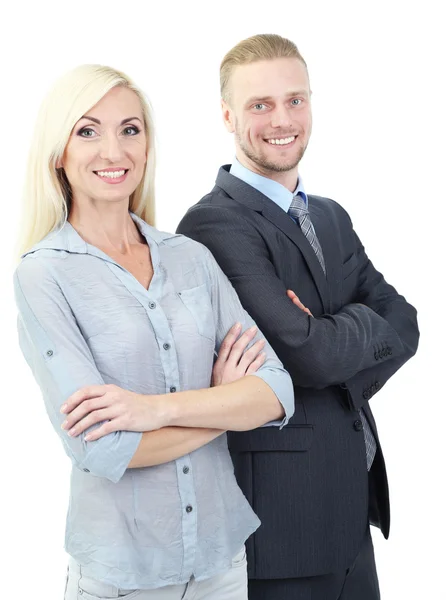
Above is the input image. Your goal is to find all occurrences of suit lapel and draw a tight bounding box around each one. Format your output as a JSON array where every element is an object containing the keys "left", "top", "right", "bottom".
[
  {"left": 215, "top": 166, "right": 331, "bottom": 313},
  {"left": 307, "top": 199, "right": 338, "bottom": 313}
]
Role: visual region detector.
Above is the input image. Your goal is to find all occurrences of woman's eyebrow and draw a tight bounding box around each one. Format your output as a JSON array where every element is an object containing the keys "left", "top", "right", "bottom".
[{"left": 78, "top": 116, "right": 143, "bottom": 125}]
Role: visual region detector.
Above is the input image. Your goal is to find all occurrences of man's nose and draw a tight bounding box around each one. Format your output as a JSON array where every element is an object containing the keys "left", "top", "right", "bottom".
[{"left": 270, "top": 106, "right": 293, "bottom": 129}]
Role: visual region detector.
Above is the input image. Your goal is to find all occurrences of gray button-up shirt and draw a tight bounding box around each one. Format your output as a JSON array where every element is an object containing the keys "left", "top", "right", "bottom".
[{"left": 13, "top": 213, "right": 294, "bottom": 590}]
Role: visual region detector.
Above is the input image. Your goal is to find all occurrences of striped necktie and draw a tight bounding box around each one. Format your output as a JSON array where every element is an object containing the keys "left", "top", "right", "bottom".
[
  {"left": 288, "top": 193, "right": 326, "bottom": 274},
  {"left": 288, "top": 193, "right": 376, "bottom": 470}
]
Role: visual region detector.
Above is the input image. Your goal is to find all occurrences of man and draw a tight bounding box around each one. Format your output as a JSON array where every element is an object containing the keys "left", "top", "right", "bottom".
[{"left": 177, "top": 34, "right": 419, "bottom": 600}]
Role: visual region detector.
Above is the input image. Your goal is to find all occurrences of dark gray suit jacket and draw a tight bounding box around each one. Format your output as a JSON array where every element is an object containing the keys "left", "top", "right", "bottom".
[{"left": 177, "top": 165, "right": 419, "bottom": 579}]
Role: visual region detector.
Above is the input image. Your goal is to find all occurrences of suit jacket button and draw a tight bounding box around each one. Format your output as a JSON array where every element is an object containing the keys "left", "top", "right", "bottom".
[
  {"left": 363, "top": 390, "right": 370, "bottom": 400},
  {"left": 374, "top": 352, "right": 379, "bottom": 361},
  {"left": 375, "top": 381, "right": 380, "bottom": 390},
  {"left": 388, "top": 347, "right": 392, "bottom": 355},
  {"left": 354, "top": 419, "right": 364, "bottom": 432}
]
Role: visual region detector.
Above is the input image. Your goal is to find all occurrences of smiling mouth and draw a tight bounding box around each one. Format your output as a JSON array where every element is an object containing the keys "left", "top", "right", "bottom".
[
  {"left": 94, "top": 169, "right": 129, "bottom": 179},
  {"left": 265, "top": 136, "right": 296, "bottom": 146}
]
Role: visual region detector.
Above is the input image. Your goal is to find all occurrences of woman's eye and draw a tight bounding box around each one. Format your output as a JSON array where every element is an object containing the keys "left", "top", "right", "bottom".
[
  {"left": 78, "top": 128, "right": 96, "bottom": 138},
  {"left": 123, "top": 126, "right": 140, "bottom": 135}
]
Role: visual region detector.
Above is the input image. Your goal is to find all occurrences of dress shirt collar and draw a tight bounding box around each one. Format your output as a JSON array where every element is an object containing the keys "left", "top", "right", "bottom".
[
  {"left": 229, "top": 158, "right": 308, "bottom": 213},
  {"left": 22, "top": 213, "right": 174, "bottom": 258}
]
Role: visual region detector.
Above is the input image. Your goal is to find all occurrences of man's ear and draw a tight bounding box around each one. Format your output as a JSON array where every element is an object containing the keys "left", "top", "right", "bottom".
[{"left": 221, "top": 99, "right": 235, "bottom": 133}]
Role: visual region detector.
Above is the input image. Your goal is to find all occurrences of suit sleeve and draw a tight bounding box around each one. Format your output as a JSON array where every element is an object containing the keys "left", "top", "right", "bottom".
[
  {"left": 339, "top": 224, "right": 419, "bottom": 409},
  {"left": 14, "top": 258, "right": 142, "bottom": 483},
  {"left": 177, "top": 205, "right": 418, "bottom": 393}
]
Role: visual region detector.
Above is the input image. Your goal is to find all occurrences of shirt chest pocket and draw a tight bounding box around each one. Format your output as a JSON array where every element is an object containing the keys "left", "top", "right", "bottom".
[{"left": 178, "top": 284, "right": 215, "bottom": 342}]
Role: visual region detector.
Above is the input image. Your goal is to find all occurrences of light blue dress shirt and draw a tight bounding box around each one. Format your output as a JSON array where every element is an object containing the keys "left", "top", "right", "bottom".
[
  {"left": 230, "top": 158, "right": 307, "bottom": 212},
  {"left": 13, "top": 213, "right": 294, "bottom": 590}
]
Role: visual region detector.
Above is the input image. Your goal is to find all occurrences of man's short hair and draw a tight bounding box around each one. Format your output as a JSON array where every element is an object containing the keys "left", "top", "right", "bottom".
[{"left": 220, "top": 34, "right": 307, "bottom": 103}]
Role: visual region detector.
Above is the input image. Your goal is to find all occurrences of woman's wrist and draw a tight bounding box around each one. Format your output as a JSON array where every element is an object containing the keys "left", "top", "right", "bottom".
[{"left": 140, "top": 392, "right": 179, "bottom": 430}]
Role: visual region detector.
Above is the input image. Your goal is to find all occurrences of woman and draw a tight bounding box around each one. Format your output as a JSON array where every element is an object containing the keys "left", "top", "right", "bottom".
[{"left": 13, "top": 64, "right": 294, "bottom": 599}]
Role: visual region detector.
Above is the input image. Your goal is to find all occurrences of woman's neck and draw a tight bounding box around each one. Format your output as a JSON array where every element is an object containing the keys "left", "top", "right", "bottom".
[{"left": 68, "top": 199, "right": 145, "bottom": 254}]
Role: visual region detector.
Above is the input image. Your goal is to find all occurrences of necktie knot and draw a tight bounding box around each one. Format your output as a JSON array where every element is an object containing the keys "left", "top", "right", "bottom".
[{"left": 288, "top": 193, "right": 308, "bottom": 219}]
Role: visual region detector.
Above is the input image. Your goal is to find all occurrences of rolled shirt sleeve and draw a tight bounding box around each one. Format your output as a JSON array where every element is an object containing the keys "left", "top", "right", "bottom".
[
  {"left": 203, "top": 245, "right": 294, "bottom": 428},
  {"left": 14, "top": 258, "right": 142, "bottom": 483}
]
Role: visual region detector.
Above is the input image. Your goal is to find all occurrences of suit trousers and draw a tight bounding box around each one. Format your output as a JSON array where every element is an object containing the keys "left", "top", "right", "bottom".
[
  {"left": 247, "top": 527, "right": 380, "bottom": 600},
  {"left": 64, "top": 547, "right": 248, "bottom": 600}
]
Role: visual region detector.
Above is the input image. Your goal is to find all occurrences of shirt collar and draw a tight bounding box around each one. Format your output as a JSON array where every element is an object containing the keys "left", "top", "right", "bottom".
[
  {"left": 22, "top": 212, "right": 172, "bottom": 258},
  {"left": 229, "top": 158, "right": 308, "bottom": 213}
]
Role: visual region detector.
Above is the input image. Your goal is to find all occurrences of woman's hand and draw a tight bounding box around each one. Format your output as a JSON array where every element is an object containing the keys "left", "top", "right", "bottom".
[
  {"left": 211, "top": 323, "right": 266, "bottom": 386},
  {"left": 60, "top": 384, "right": 166, "bottom": 442}
]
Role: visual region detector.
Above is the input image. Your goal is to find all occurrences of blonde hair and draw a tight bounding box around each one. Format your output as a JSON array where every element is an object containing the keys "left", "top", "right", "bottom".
[
  {"left": 17, "top": 64, "right": 156, "bottom": 258},
  {"left": 220, "top": 34, "right": 307, "bottom": 103}
]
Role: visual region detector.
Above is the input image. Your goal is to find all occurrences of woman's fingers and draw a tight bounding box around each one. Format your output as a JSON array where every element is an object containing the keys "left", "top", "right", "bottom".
[
  {"left": 226, "top": 326, "right": 258, "bottom": 367},
  {"left": 66, "top": 406, "right": 118, "bottom": 438},
  {"left": 238, "top": 338, "right": 266, "bottom": 371},
  {"left": 84, "top": 420, "right": 120, "bottom": 442},
  {"left": 246, "top": 352, "right": 267, "bottom": 375},
  {"left": 215, "top": 322, "right": 242, "bottom": 365},
  {"left": 61, "top": 395, "right": 109, "bottom": 432},
  {"left": 61, "top": 384, "right": 109, "bottom": 415}
]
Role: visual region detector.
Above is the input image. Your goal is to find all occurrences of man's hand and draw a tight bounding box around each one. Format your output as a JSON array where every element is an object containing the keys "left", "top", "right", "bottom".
[
  {"left": 212, "top": 323, "right": 266, "bottom": 386},
  {"left": 60, "top": 384, "right": 166, "bottom": 442},
  {"left": 287, "top": 289, "right": 313, "bottom": 316}
]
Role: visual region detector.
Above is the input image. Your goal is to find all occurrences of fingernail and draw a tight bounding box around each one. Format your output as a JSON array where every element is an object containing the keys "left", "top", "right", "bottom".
[
  {"left": 61, "top": 421, "right": 67, "bottom": 430},
  {"left": 234, "top": 322, "right": 242, "bottom": 330},
  {"left": 60, "top": 404, "right": 67, "bottom": 413},
  {"left": 249, "top": 326, "right": 258, "bottom": 333},
  {"left": 85, "top": 434, "right": 92, "bottom": 441},
  {"left": 68, "top": 428, "right": 76, "bottom": 437}
]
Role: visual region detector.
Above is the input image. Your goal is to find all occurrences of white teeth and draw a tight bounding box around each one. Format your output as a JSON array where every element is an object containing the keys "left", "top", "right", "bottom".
[
  {"left": 96, "top": 170, "right": 126, "bottom": 178},
  {"left": 267, "top": 136, "right": 295, "bottom": 145}
]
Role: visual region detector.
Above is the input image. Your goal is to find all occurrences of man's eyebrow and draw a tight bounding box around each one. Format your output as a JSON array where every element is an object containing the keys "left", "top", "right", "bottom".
[
  {"left": 244, "top": 96, "right": 273, "bottom": 107},
  {"left": 244, "top": 90, "right": 309, "bottom": 106},
  {"left": 78, "top": 116, "right": 143, "bottom": 125}
]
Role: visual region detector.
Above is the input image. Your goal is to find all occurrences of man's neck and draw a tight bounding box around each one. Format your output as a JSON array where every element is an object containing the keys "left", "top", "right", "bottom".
[{"left": 235, "top": 153, "right": 299, "bottom": 193}]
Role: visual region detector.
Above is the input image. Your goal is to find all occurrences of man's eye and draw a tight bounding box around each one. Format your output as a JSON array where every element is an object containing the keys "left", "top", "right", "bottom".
[
  {"left": 254, "top": 104, "right": 266, "bottom": 110},
  {"left": 123, "top": 126, "right": 140, "bottom": 136},
  {"left": 291, "top": 99, "right": 302, "bottom": 106},
  {"left": 78, "top": 128, "right": 96, "bottom": 138}
]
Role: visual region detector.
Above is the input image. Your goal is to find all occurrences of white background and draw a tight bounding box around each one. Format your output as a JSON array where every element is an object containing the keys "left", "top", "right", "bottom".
[{"left": 0, "top": 1, "right": 444, "bottom": 598}]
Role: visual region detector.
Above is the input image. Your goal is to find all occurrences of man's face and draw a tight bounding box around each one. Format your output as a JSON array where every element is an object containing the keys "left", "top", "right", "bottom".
[{"left": 222, "top": 58, "right": 312, "bottom": 176}]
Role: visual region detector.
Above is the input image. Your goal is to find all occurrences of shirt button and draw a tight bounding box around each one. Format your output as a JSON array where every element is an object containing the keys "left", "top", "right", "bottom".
[
  {"left": 46, "top": 350, "right": 53, "bottom": 357},
  {"left": 83, "top": 468, "right": 90, "bottom": 473},
  {"left": 148, "top": 301, "right": 156, "bottom": 309},
  {"left": 186, "top": 505, "right": 193, "bottom": 513},
  {"left": 78, "top": 590, "right": 83, "bottom": 595},
  {"left": 170, "top": 386, "right": 177, "bottom": 393},
  {"left": 183, "top": 466, "right": 190, "bottom": 474},
  {"left": 163, "top": 343, "right": 171, "bottom": 351}
]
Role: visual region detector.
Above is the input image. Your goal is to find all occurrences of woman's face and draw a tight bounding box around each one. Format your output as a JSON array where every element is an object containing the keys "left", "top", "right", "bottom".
[{"left": 61, "top": 86, "right": 147, "bottom": 207}]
